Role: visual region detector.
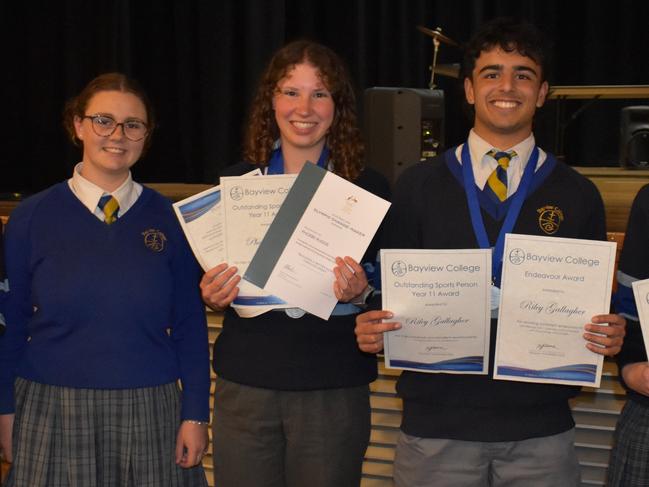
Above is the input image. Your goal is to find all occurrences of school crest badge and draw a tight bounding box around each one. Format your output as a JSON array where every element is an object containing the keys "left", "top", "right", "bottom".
[
  {"left": 537, "top": 206, "right": 564, "bottom": 235},
  {"left": 142, "top": 228, "right": 167, "bottom": 252}
]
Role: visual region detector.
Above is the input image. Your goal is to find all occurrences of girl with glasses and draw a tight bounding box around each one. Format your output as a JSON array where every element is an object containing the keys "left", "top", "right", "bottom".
[{"left": 0, "top": 73, "right": 210, "bottom": 487}]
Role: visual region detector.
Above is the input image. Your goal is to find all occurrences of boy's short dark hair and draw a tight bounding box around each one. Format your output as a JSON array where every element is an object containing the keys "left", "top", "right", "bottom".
[{"left": 461, "top": 18, "right": 551, "bottom": 82}]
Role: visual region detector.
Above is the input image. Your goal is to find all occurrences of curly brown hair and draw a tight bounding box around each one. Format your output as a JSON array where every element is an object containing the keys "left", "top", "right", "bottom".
[
  {"left": 242, "top": 40, "right": 364, "bottom": 181},
  {"left": 62, "top": 72, "right": 156, "bottom": 153}
]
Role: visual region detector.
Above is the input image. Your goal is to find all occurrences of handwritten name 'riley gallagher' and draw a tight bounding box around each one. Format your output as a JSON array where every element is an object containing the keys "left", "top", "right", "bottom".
[{"left": 520, "top": 300, "right": 586, "bottom": 318}]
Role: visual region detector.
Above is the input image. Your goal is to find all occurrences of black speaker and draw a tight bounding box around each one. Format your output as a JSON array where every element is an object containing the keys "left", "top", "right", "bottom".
[
  {"left": 364, "top": 88, "right": 445, "bottom": 185},
  {"left": 620, "top": 106, "right": 649, "bottom": 169}
]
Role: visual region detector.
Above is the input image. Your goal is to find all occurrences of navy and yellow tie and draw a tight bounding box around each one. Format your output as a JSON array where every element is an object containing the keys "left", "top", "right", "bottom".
[
  {"left": 98, "top": 195, "right": 119, "bottom": 224},
  {"left": 485, "top": 150, "right": 517, "bottom": 202}
]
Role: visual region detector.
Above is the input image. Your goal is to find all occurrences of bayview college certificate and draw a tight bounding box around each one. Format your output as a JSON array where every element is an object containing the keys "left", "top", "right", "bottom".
[
  {"left": 220, "top": 173, "right": 297, "bottom": 316},
  {"left": 382, "top": 249, "right": 492, "bottom": 374},
  {"left": 173, "top": 169, "right": 261, "bottom": 272},
  {"left": 173, "top": 185, "right": 225, "bottom": 272},
  {"left": 494, "top": 234, "right": 616, "bottom": 387},
  {"left": 245, "top": 163, "right": 390, "bottom": 320}
]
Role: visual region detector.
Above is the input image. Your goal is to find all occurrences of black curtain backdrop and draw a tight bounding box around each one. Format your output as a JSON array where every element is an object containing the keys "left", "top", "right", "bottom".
[{"left": 2, "top": 0, "right": 648, "bottom": 195}]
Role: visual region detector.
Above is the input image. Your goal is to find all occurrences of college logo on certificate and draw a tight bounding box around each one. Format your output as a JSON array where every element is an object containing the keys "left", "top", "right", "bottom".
[
  {"left": 508, "top": 248, "right": 525, "bottom": 265},
  {"left": 229, "top": 186, "right": 244, "bottom": 201},
  {"left": 391, "top": 260, "right": 408, "bottom": 277}
]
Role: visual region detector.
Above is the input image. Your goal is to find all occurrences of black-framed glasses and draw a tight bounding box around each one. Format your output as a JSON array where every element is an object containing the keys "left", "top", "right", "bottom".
[{"left": 82, "top": 115, "right": 148, "bottom": 141}]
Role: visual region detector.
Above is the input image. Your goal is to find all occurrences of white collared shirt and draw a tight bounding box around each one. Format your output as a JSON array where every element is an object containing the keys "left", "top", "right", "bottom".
[
  {"left": 68, "top": 163, "right": 142, "bottom": 222},
  {"left": 455, "top": 130, "right": 547, "bottom": 197}
]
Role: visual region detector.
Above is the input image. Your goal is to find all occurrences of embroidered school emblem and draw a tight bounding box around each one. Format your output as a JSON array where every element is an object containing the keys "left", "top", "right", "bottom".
[
  {"left": 142, "top": 228, "right": 167, "bottom": 252},
  {"left": 537, "top": 206, "right": 564, "bottom": 235}
]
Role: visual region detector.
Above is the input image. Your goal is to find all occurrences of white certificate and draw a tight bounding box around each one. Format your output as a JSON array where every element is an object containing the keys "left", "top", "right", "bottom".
[
  {"left": 220, "top": 173, "right": 297, "bottom": 316},
  {"left": 245, "top": 163, "right": 390, "bottom": 320},
  {"left": 174, "top": 185, "right": 225, "bottom": 272},
  {"left": 494, "top": 234, "right": 616, "bottom": 387},
  {"left": 382, "top": 249, "right": 492, "bottom": 374},
  {"left": 631, "top": 278, "right": 649, "bottom": 358},
  {"left": 173, "top": 169, "right": 261, "bottom": 272}
]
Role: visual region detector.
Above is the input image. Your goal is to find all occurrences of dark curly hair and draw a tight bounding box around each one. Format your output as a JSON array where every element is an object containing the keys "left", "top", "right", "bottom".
[
  {"left": 62, "top": 72, "right": 156, "bottom": 153},
  {"left": 461, "top": 18, "right": 551, "bottom": 82},
  {"left": 242, "top": 40, "right": 364, "bottom": 182}
]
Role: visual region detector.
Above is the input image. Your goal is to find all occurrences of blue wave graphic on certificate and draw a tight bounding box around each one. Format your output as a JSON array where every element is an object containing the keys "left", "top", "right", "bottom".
[
  {"left": 234, "top": 295, "right": 287, "bottom": 306},
  {"left": 496, "top": 363, "right": 597, "bottom": 381},
  {"left": 178, "top": 191, "right": 221, "bottom": 223},
  {"left": 389, "top": 356, "right": 484, "bottom": 372}
]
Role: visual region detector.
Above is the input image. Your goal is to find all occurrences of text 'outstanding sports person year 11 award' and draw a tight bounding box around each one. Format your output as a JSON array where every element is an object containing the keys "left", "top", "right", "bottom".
[{"left": 382, "top": 249, "right": 492, "bottom": 374}]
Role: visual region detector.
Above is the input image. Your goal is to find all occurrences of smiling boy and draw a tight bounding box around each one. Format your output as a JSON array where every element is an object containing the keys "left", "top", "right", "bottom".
[{"left": 355, "top": 18, "right": 625, "bottom": 486}]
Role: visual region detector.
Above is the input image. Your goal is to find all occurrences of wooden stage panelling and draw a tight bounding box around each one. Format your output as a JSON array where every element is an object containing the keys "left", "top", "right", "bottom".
[
  {"left": 2, "top": 170, "right": 647, "bottom": 233},
  {"left": 574, "top": 167, "right": 649, "bottom": 233}
]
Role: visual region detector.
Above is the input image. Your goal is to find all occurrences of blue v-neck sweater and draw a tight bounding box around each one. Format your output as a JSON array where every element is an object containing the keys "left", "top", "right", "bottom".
[{"left": 0, "top": 182, "right": 210, "bottom": 421}]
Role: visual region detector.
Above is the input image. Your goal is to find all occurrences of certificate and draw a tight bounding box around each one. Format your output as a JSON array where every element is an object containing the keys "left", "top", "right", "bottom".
[
  {"left": 245, "top": 163, "right": 390, "bottom": 320},
  {"left": 631, "top": 278, "right": 649, "bottom": 358},
  {"left": 220, "top": 173, "right": 297, "bottom": 316},
  {"left": 382, "top": 249, "right": 492, "bottom": 374},
  {"left": 174, "top": 185, "right": 225, "bottom": 272},
  {"left": 173, "top": 169, "right": 261, "bottom": 272},
  {"left": 494, "top": 234, "right": 616, "bottom": 387}
]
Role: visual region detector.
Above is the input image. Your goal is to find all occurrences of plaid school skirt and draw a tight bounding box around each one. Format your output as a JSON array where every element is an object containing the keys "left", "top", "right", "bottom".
[
  {"left": 608, "top": 399, "right": 649, "bottom": 487},
  {"left": 4, "top": 378, "right": 207, "bottom": 487}
]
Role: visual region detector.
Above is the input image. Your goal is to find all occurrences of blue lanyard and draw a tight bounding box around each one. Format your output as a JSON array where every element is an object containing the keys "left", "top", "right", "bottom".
[
  {"left": 267, "top": 146, "right": 329, "bottom": 174},
  {"left": 461, "top": 143, "right": 539, "bottom": 286}
]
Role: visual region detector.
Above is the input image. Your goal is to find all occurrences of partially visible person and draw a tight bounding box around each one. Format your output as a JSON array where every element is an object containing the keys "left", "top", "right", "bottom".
[
  {"left": 355, "top": 18, "right": 625, "bottom": 487},
  {"left": 0, "top": 219, "right": 6, "bottom": 336},
  {"left": 201, "top": 40, "right": 389, "bottom": 487},
  {"left": 0, "top": 219, "right": 6, "bottom": 470},
  {"left": 608, "top": 185, "right": 649, "bottom": 486},
  {"left": 0, "top": 73, "right": 210, "bottom": 487}
]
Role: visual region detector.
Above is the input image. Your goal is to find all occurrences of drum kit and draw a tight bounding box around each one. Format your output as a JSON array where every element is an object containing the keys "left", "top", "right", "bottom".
[{"left": 416, "top": 25, "right": 460, "bottom": 88}]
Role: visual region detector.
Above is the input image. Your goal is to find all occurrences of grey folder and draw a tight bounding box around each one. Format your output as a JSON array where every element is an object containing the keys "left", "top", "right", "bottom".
[{"left": 244, "top": 162, "right": 327, "bottom": 289}]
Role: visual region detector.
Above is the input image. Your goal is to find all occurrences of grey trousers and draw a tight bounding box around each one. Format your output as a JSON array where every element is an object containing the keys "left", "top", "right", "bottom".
[
  {"left": 394, "top": 428, "right": 580, "bottom": 487},
  {"left": 212, "top": 377, "right": 370, "bottom": 487}
]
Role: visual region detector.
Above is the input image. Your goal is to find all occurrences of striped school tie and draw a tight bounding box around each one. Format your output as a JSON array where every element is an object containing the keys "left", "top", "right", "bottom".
[
  {"left": 485, "top": 150, "right": 517, "bottom": 202},
  {"left": 98, "top": 195, "right": 119, "bottom": 224}
]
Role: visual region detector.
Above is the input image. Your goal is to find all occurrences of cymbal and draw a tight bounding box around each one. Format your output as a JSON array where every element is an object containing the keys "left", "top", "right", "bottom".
[
  {"left": 433, "top": 63, "right": 460, "bottom": 79},
  {"left": 416, "top": 25, "right": 459, "bottom": 46}
]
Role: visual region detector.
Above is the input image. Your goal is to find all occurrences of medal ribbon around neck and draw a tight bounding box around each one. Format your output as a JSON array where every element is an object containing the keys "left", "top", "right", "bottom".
[
  {"left": 267, "top": 146, "right": 330, "bottom": 174},
  {"left": 461, "top": 142, "right": 539, "bottom": 287}
]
